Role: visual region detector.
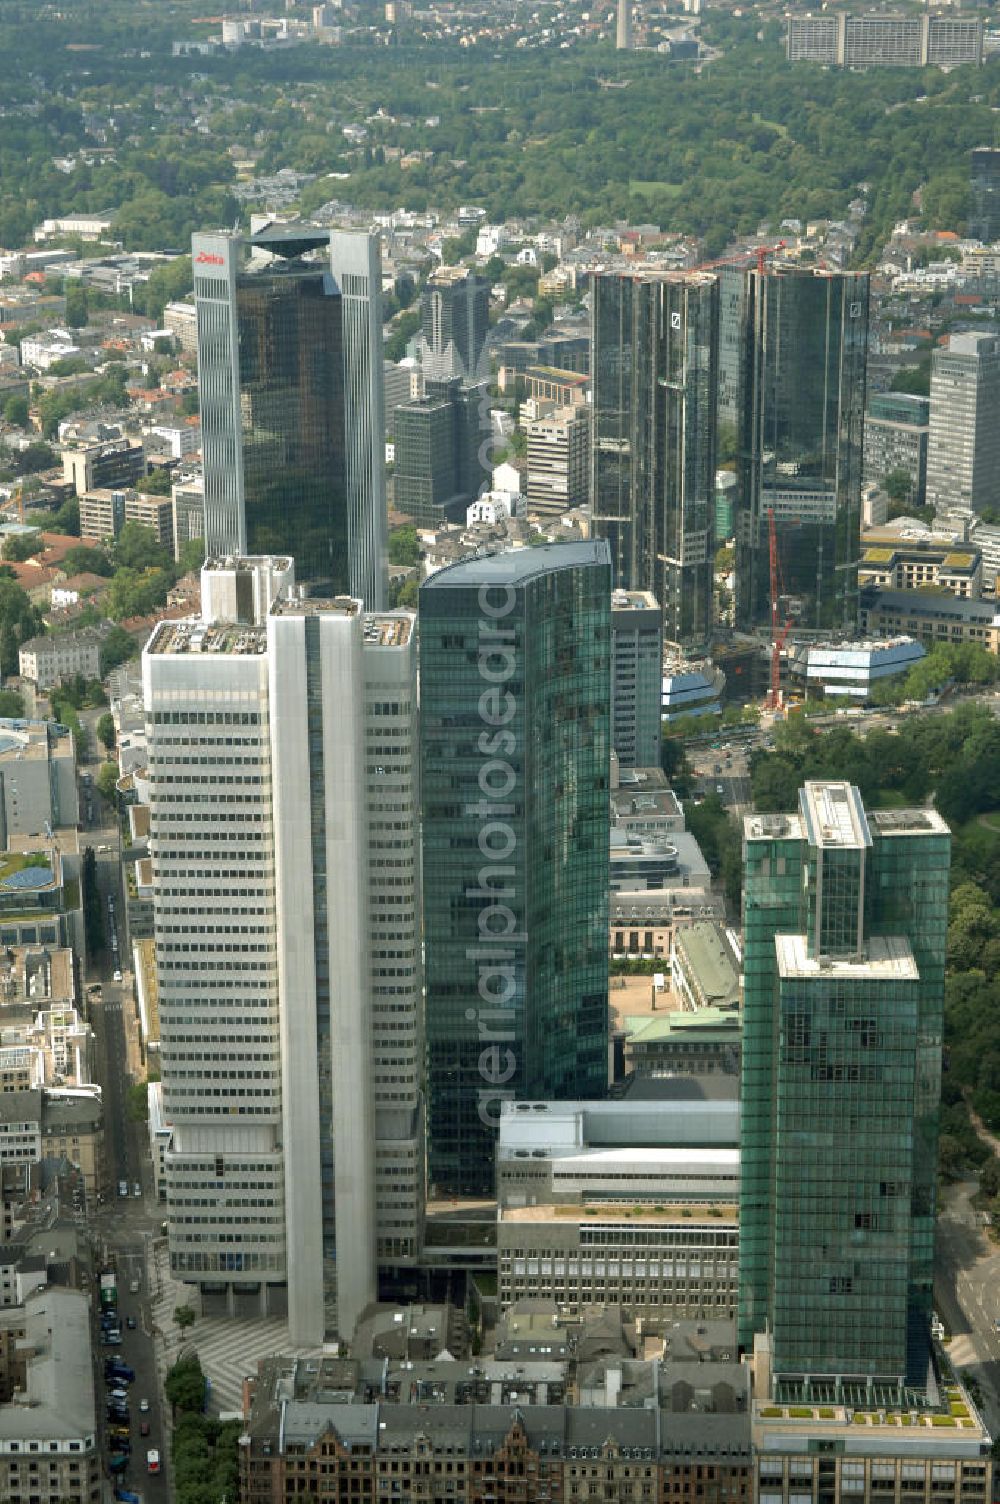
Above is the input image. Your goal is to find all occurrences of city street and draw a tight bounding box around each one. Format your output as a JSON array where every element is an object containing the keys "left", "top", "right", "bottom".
[
  {"left": 934, "top": 1180, "right": 1000, "bottom": 1437},
  {"left": 80, "top": 769, "right": 171, "bottom": 1504}
]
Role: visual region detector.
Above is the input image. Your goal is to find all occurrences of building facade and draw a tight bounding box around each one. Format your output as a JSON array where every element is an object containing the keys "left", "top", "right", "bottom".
[
  {"left": 420, "top": 543, "right": 611, "bottom": 1195},
  {"left": 193, "top": 227, "right": 387, "bottom": 605},
  {"left": 740, "top": 783, "right": 950, "bottom": 1389},
  {"left": 393, "top": 378, "right": 486, "bottom": 526},
  {"left": 926, "top": 332, "right": 1000, "bottom": 520},
  {"left": 786, "top": 13, "right": 983, "bottom": 66},
  {"left": 592, "top": 269, "right": 718, "bottom": 651},
  {"left": 969, "top": 147, "right": 1000, "bottom": 244},
  {"left": 143, "top": 570, "right": 422, "bottom": 1340},
  {"left": 862, "top": 392, "right": 929, "bottom": 507},
  {"left": 526, "top": 404, "right": 591, "bottom": 516},
  {"left": 611, "top": 589, "right": 663, "bottom": 770},
  {"left": 414, "top": 266, "right": 490, "bottom": 383},
  {"left": 735, "top": 266, "right": 869, "bottom": 634}
]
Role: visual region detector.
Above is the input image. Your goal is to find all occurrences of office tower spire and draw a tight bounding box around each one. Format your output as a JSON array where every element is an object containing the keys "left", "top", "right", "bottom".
[
  {"left": 420, "top": 542, "right": 612, "bottom": 1195},
  {"left": 735, "top": 265, "right": 868, "bottom": 634},
  {"left": 194, "top": 227, "right": 387, "bottom": 606},
  {"left": 592, "top": 269, "right": 718, "bottom": 651},
  {"left": 740, "top": 784, "right": 950, "bottom": 1388}
]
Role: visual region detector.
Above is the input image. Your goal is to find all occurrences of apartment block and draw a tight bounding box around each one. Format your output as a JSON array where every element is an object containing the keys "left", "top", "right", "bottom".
[{"left": 525, "top": 402, "right": 590, "bottom": 516}]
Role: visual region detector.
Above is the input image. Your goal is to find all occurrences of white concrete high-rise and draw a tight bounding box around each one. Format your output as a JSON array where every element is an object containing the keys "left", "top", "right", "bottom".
[
  {"left": 927, "top": 331, "right": 1000, "bottom": 520},
  {"left": 617, "top": 0, "right": 633, "bottom": 49},
  {"left": 144, "top": 572, "right": 422, "bottom": 1344}
]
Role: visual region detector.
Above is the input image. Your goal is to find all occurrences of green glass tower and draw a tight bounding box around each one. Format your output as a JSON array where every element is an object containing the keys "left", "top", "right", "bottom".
[
  {"left": 740, "top": 783, "right": 950, "bottom": 1391},
  {"left": 420, "top": 542, "right": 612, "bottom": 1195}
]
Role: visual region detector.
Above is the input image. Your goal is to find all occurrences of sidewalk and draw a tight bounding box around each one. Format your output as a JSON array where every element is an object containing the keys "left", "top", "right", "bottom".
[{"left": 146, "top": 1239, "right": 321, "bottom": 1415}]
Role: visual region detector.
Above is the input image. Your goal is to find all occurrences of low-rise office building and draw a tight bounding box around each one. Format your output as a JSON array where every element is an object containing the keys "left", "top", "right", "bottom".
[
  {"left": 496, "top": 1088, "right": 739, "bottom": 1327},
  {"left": 611, "top": 765, "right": 684, "bottom": 839},
  {"left": 859, "top": 536, "right": 982, "bottom": 598},
  {"left": 79, "top": 486, "right": 174, "bottom": 549},
  {"left": 859, "top": 587, "right": 1000, "bottom": 652},
  {"left": 624, "top": 1006, "right": 742, "bottom": 1078},
  {"left": 0, "top": 719, "right": 77, "bottom": 843},
  {"left": 786, "top": 635, "right": 926, "bottom": 701},
  {"left": 671, "top": 920, "right": 741, "bottom": 1013}
]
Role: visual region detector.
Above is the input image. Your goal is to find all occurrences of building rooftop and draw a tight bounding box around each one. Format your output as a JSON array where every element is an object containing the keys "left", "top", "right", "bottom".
[
  {"left": 611, "top": 589, "right": 659, "bottom": 612},
  {"left": 0, "top": 1286, "right": 95, "bottom": 1441},
  {"left": 362, "top": 612, "right": 414, "bottom": 649},
  {"left": 776, "top": 932, "right": 918, "bottom": 981},
  {"left": 270, "top": 595, "right": 360, "bottom": 619},
  {"left": 501, "top": 1200, "right": 739, "bottom": 1225},
  {"left": 672, "top": 921, "right": 741, "bottom": 1009},
  {"left": 624, "top": 1006, "right": 742, "bottom": 1045},
  {"left": 421, "top": 540, "right": 609, "bottom": 589},
  {"left": 147, "top": 617, "right": 267, "bottom": 656},
  {"left": 799, "top": 780, "right": 871, "bottom": 851},
  {"left": 203, "top": 553, "right": 293, "bottom": 573}
]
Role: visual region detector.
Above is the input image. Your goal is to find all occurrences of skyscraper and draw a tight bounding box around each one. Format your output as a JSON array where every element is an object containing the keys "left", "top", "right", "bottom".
[
  {"left": 616, "top": 0, "right": 633, "bottom": 49},
  {"left": 926, "top": 331, "right": 1000, "bottom": 520},
  {"left": 194, "top": 226, "right": 387, "bottom": 606},
  {"left": 735, "top": 265, "right": 869, "bottom": 634},
  {"left": 969, "top": 146, "right": 1000, "bottom": 244},
  {"left": 420, "top": 542, "right": 612, "bottom": 1195},
  {"left": 393, "top": 378, "right": 487, "bottom": 526},
  {"left": 144, "top": 558, "right": 422, "bottom": 1343},
  {"left": 740, "top": 783, "right": 950, "bottom": 1389},
  {"left": 413, "top": 266, "right": 490, "bottom": 383},
  {"left": 611, "top": 588, "right": 663, "bottom": 769},
  {"left": 591, "top": 268, "right": 718, "bottom": 651}
]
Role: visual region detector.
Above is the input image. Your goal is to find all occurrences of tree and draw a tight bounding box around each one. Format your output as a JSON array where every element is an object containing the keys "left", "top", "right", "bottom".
[
  {"left": 64, "top": 282, "right": 88, "bottom": 329},
  {"left": 141, "top": 467, "right": 173, "bottom": 496},
  {"left": 2, "top": 395, "right": 28, "bottom": 427},
  {"left": 100, "top": 625, "right": 139, "bottom": 675},
  {"left": 883, "top": 467, "right": 912, "bottom": 507},
  {"left": 177, "top": 536, "right": 205, "bottom": 576},
  {"left": 0, "top": 689, "right": 23, "bottom": 717},
  {"left": 53, "top": 497, "right": 80, "bottom": 537},
  {"left": 173, "top": 1303, "right": 197, "bottom": 1334},
  {"left": 62, "top": 544, "right": 113, "bottom": 578},
  {"left": 388, "top": 524, "right": 421, "bottom": 566},
  {"left": 1, "top": 531, "right": 41, "bottom": 563},
  {"left": 10, "top": 441, "right": 56, "bottom": 475},
  {"left": 164, "top": 1354, "right": 206, "bottom": 1416},
  {"left": 96, "top": 761, "right": 119, "bottom": 803},
  {"left": 114, "top": 520, "right": 171, "bottom": 572},
  {"left": 97, "top": 712, "right": 116, "bottom": 753}
]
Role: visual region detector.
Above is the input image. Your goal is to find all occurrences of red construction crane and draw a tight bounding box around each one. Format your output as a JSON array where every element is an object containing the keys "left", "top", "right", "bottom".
[
  {"left": 694, "top": 239, "right": 786, "bottom": 276},
  {"left": 767, "top": 507, "right": 793, "bottom": 712}
]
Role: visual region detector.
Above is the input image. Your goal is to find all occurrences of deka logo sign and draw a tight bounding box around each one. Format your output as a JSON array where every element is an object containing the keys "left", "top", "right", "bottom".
[{"left": 195, "top": 251, "right": 225, "bottom": 266}]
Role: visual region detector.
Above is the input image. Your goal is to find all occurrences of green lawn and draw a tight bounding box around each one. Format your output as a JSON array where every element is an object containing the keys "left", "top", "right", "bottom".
[{"left": 628, "top": 179, "right": 683, "bottom": 198}]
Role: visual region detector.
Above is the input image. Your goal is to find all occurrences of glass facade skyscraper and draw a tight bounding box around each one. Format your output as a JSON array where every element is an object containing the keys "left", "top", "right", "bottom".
[
  {"left": 420, "top": 543, "right": 611, "bottom": 1195},
  {"left": 735, "top": 266, "right": 869, "bottom": 634},
  {"left": 592, "top": 269, "right": 718, "bottom": 652},
  {"left": 194, "top": 227, "right": 387, "bottom": 606},
  {"left": 740, "top": 783, "right": 950, "bottom": 1389}
]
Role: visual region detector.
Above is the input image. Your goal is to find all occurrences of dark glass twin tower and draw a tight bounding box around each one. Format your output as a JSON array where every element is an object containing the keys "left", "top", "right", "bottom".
[
  {"left": 193, "top": 227, "right": 387, "bottom": 607},
  {"left": 591, "top": 263, "right": 869, "bottom": 645}
]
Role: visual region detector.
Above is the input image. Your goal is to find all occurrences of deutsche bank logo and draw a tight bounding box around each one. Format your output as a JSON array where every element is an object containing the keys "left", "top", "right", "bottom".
[{"left": 670, "top": 311, "right": 682, "bottom": 330}]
